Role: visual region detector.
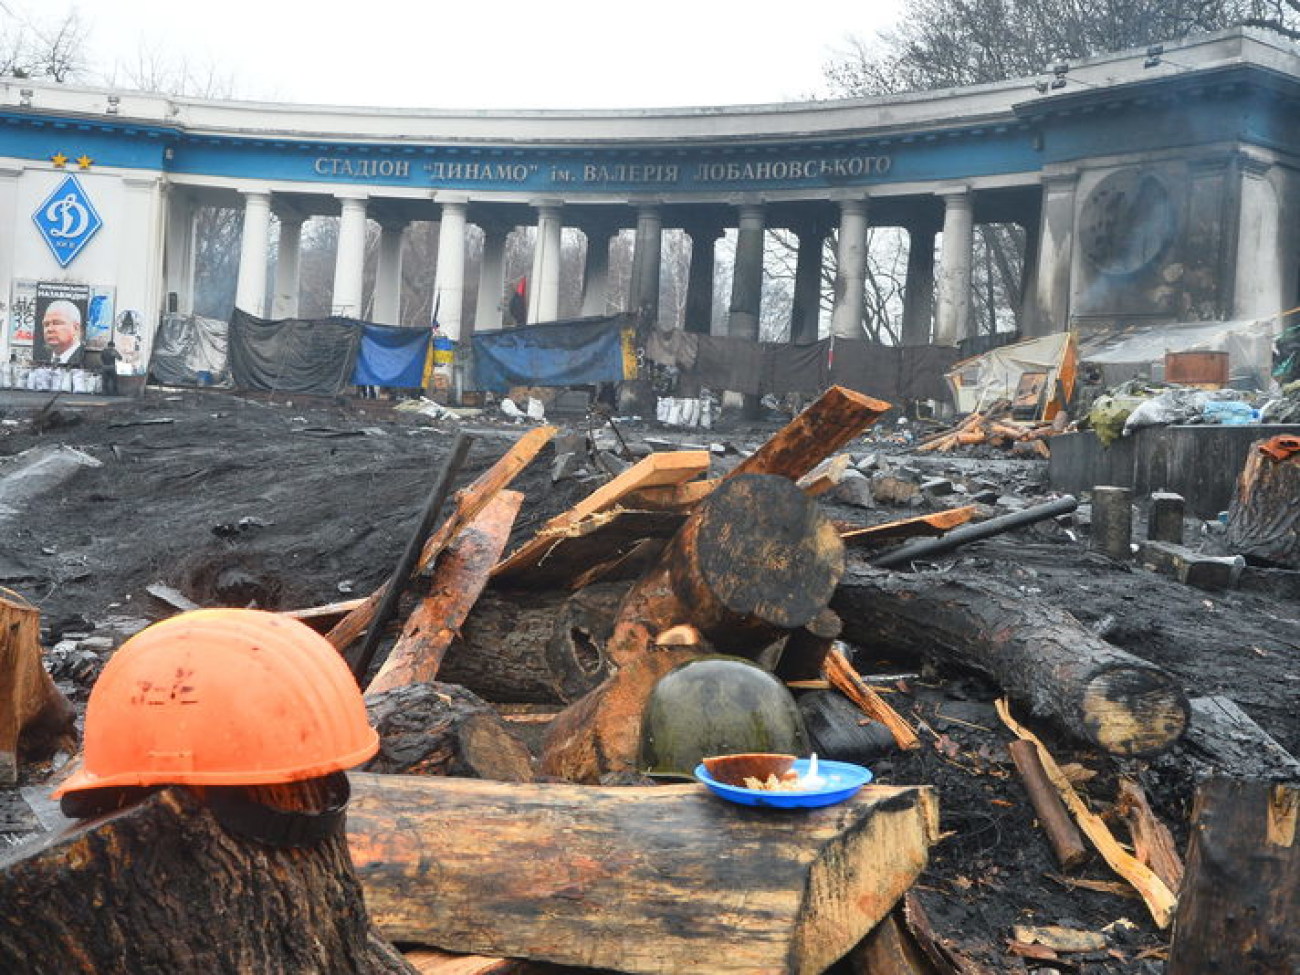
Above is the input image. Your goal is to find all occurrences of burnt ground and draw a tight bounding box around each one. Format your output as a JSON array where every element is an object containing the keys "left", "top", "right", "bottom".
[{"left": 1, "top": 386, "right": 1297, "bottom": 974}]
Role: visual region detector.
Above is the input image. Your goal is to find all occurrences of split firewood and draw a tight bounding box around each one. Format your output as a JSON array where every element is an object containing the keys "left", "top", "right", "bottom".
[
  {"left": 724, "top": 385, "right": 891, "bottom": 481},
  {"left": 364, "top": 682, "right": 533, "bottom": 782},
  {"left": 0, "top": 592, "right": 76, "bottom": 785},
  {"left": 365, "top": 491, "right": 522, "bottom": 696},
  {"left": 0, "top": 786, "right": 415, "bottom": 974},
  {"left": 823, "top": 645, "right": 920, "bottom": 751},
  {"left": 621, "top": 477, "right": 718, "bottom": 512},
  {"left": 327, "top": 425, "right": 556, "bottom": 652},
  {"left": 1167, "top": 777, "right": 1299, "bottom": 973},
  {"left": 493, "top": 449, "right": 709, "bottom": 580},
  {"left": 1115, "top": 777, "right": 1184, "bottom": 892},
  {"left": 996, "top": 699, "right": 1178, "bottom": 929},
  {"left": 1008, "top": 739, "right": 1088, "bottom": 870},
  {"left": 347, "top": 772, "right": 938, "bottom": 975},
  {"left": 436, "top": 582, "right": 628, "bottom": 705},
  {"left": 839, "top": 507, "right": 978, "bottom": 549},
  {"left": 847, "top": 908, "right": 941, "bottom": 975},
  {"left": 1226, "top": 438, "right": 1300, "bottom": 568},
  {"left": 833, "top": 567, "right": 1189, "bottom": 756}
]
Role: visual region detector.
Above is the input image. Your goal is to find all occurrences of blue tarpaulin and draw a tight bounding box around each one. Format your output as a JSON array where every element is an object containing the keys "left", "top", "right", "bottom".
[
  {"left": 471, "top": 316, "right": 634, "bottom": 393},
  {"left": 352, "top": 323, "right": 432, "bottom": 388}
]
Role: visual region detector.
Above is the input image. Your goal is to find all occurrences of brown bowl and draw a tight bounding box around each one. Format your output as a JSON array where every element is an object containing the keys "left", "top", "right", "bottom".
[{"left": 702, "top": 753, "right": 797, "bottom": 787}]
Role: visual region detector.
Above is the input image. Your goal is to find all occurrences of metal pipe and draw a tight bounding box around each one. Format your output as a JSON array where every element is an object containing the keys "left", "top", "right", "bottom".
[{"left": 870, "top": 494, "right": 1079, "bottom": 569}]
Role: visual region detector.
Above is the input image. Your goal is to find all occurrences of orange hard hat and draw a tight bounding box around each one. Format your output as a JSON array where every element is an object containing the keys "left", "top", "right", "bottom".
[{"left": 53, "top": 608, "right": 378, "bottom": 797}]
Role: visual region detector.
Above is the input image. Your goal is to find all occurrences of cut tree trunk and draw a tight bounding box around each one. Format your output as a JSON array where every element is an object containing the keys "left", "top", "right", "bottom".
[
  {"left": 364, "top": 682, "right": 534, "bottom": 782},
  {"left": 366, "top": 490, "right": 522, "bottom": 696},
  {"left": 438, "top": 582, "right": 629, "bottom": 705},
  {"left": 833, "top": 566, "right": 1189, "bottom": 756},
  {"left": 1227, "top": 443, "right": 1300, "bottom": 568},
  {"left": 0, "top": 593, "right": 76, "bottom": 785},
  {"left": 1167, "top": 778, "right": 1299, "bottom": 974},
  {"left": 665, "top": 473, "right": 844, "bottom": 653},
  {"left": 0, "top": 786, "right": 415, "bottom": 975},
  {"left": 347, "top": 771, "right": 938, "bottom": 975}
]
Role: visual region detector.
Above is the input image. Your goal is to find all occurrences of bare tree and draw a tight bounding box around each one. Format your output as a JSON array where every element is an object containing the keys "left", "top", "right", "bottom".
[{"left": 0, "top": 6, "right": 88, "bottom": 82}]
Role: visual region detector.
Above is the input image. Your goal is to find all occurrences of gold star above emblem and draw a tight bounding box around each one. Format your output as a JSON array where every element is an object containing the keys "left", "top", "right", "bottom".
[
  {"left": 76, "top": 154, "right": 93, "bottom": 170},
  {"left": 51, "top": 152, "right": 68, "bottom": 168}
]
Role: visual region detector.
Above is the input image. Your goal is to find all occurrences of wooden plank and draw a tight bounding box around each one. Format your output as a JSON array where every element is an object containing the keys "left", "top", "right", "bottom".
[
  {"left": 840, "top": 507, "right": 978, "bottom": 548},
  {"left": 402, "top": 950, "right": 526, "bottom": 975},
  {"left": 327, "top": 426, "right": 556, "bottom": 651},
  {"left": 622, "top": 478, "right": 718, "bottom": 512},
  {"left": 348, "top": 772, "right": 938, "bottom": 975},
  {"left": 493, "top": 450, "right": 709, "bottom": 578},
  {"left": 725, "top": 386, "right": 891, "bottom": 481},
  {"left": 366, "top": 491, "right": 523, "bottom": 697}
]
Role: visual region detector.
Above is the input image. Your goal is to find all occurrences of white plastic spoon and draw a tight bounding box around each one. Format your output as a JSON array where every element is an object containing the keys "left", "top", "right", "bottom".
[{"left": 801, "top": 752, "right": 826, "bottom": 789}]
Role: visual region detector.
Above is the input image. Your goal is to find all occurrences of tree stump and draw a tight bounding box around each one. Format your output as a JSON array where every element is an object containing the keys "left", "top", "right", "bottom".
[
  {"left": 0, "top": 786, "right": 415, "bottom": 974},
  {"left": 1227, "top": 441, "right": 1300, "bottom": 568},
  {"left": 1167, "top": 777, "right": 1299, "bottom": 974},
  {"left": 0, "top": 593, "right": 76, "bottom": 785}
]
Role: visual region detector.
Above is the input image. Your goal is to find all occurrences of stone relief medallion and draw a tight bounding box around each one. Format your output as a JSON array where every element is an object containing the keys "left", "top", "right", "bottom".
[{"left": 1078, "top": 169, "right": 1177, "bottom": 275}]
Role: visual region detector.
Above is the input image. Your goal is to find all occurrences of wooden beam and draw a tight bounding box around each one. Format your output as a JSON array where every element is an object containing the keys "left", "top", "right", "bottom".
[
  {"left": 840, "top": 507, "right": 978, "bottom": 548},
  {"left": 725, "top": 386, "right": 891, "bottom": 482},
  {"left": 366, "top": 491, "right": 523, "bottom": 697},
  {"left": 348, "top": 772, "right": 938, "bottom": 975}
]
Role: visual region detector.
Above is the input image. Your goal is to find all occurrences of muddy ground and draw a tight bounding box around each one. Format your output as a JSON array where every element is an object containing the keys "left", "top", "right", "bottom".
[{"left": 1, "top": 386, "right": 1297, "bottom": 974}]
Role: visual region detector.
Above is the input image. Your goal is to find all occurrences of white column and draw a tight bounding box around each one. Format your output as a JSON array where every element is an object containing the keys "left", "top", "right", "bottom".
[
  {"left": 117, "top": 176, "right": 167, "bottom": 361},
  {"left": 434, "top": 197, "right": 468, "bottom": 338},
  {"left": 830, "top": 198, "right": 869, "bottom": 340},
  {"left": 332, "top": 195, "right": 368, "bottom": 317},
  {"left": 528, "top": 201, "right": 563, "bottom": 324},
  {"left": 580, "top": 224, "right": 615, "bottom": 317},
  {"left": 727, "top": 203, "right": 766, "bottom": 340},
  {"left": 630, "top": 204, "right": 663, "bottom": 324},
  {"left": 0, "top": 167, "right": 16, "bottom": 360},
  {"left": 235, "top": 190, "right": 272, "bottom": 317},
  {"left": 373, "top": 221, "right": 405, "bottom": 324},
  {"left": 163, "top": 188, "right": 197, "bottom": 316},
  {"left": 1234, "top": 151, "right": 1283, "bottom": 320},
  {"left": 271, "top": 214, "right": 303, "bottom": 319},
  {"left": 474, "top": 222, "right": 510, "bottom": 332},
  {"left": 935, "top": 189, "right": 975, "bottom": 347}
]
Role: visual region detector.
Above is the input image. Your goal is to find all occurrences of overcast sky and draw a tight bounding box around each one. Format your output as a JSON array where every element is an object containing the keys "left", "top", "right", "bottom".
[{"left": 25, "top": 0, "right": 904, "bottom": 109}]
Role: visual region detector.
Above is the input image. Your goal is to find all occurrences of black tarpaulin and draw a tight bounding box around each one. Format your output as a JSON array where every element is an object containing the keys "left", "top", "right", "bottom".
[{"left": 227, "top": 310, "right": 362, "bottom": 395}]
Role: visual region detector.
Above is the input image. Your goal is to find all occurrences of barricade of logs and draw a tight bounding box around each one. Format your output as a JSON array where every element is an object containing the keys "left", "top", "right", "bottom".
[{"left": 2, "top": 384, "right": 1293, "bottom": 973}]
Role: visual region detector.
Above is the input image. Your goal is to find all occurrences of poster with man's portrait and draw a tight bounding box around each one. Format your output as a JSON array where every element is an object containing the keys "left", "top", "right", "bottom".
[{"left": 33, "top": 283, "right": 90, "bottom": 366}]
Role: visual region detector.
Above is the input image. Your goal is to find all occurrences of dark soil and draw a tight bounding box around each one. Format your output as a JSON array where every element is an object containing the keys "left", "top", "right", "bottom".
[{"left": 1, "top": 387, "right": 1296, "bottom": 974}]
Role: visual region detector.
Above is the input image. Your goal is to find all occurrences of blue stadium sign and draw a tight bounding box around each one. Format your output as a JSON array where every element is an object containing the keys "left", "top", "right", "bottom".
[{"left": 33, "top": 175, "right": 103, "bottom": 268}]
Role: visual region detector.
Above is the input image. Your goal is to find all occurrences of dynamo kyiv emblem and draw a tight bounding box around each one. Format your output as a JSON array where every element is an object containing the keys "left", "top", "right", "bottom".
[{"left": 33, "top": 174, "right": 103, "bottom": 268}]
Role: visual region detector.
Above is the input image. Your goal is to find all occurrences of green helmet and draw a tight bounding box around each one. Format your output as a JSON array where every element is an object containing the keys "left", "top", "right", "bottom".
[{"left": 639, "top": 655, "right": 809, "bottom": 779}]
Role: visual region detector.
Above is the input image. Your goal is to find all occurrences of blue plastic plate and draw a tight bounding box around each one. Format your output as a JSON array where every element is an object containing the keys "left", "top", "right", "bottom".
[{"left": 694, "top": 758, "right": 873, "bottom": 809}]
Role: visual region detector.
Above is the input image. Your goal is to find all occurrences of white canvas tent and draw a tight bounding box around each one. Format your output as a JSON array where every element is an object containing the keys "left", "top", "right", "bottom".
[{"left": 945, "top": 333, "right": 1075, "bottom": 418}]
